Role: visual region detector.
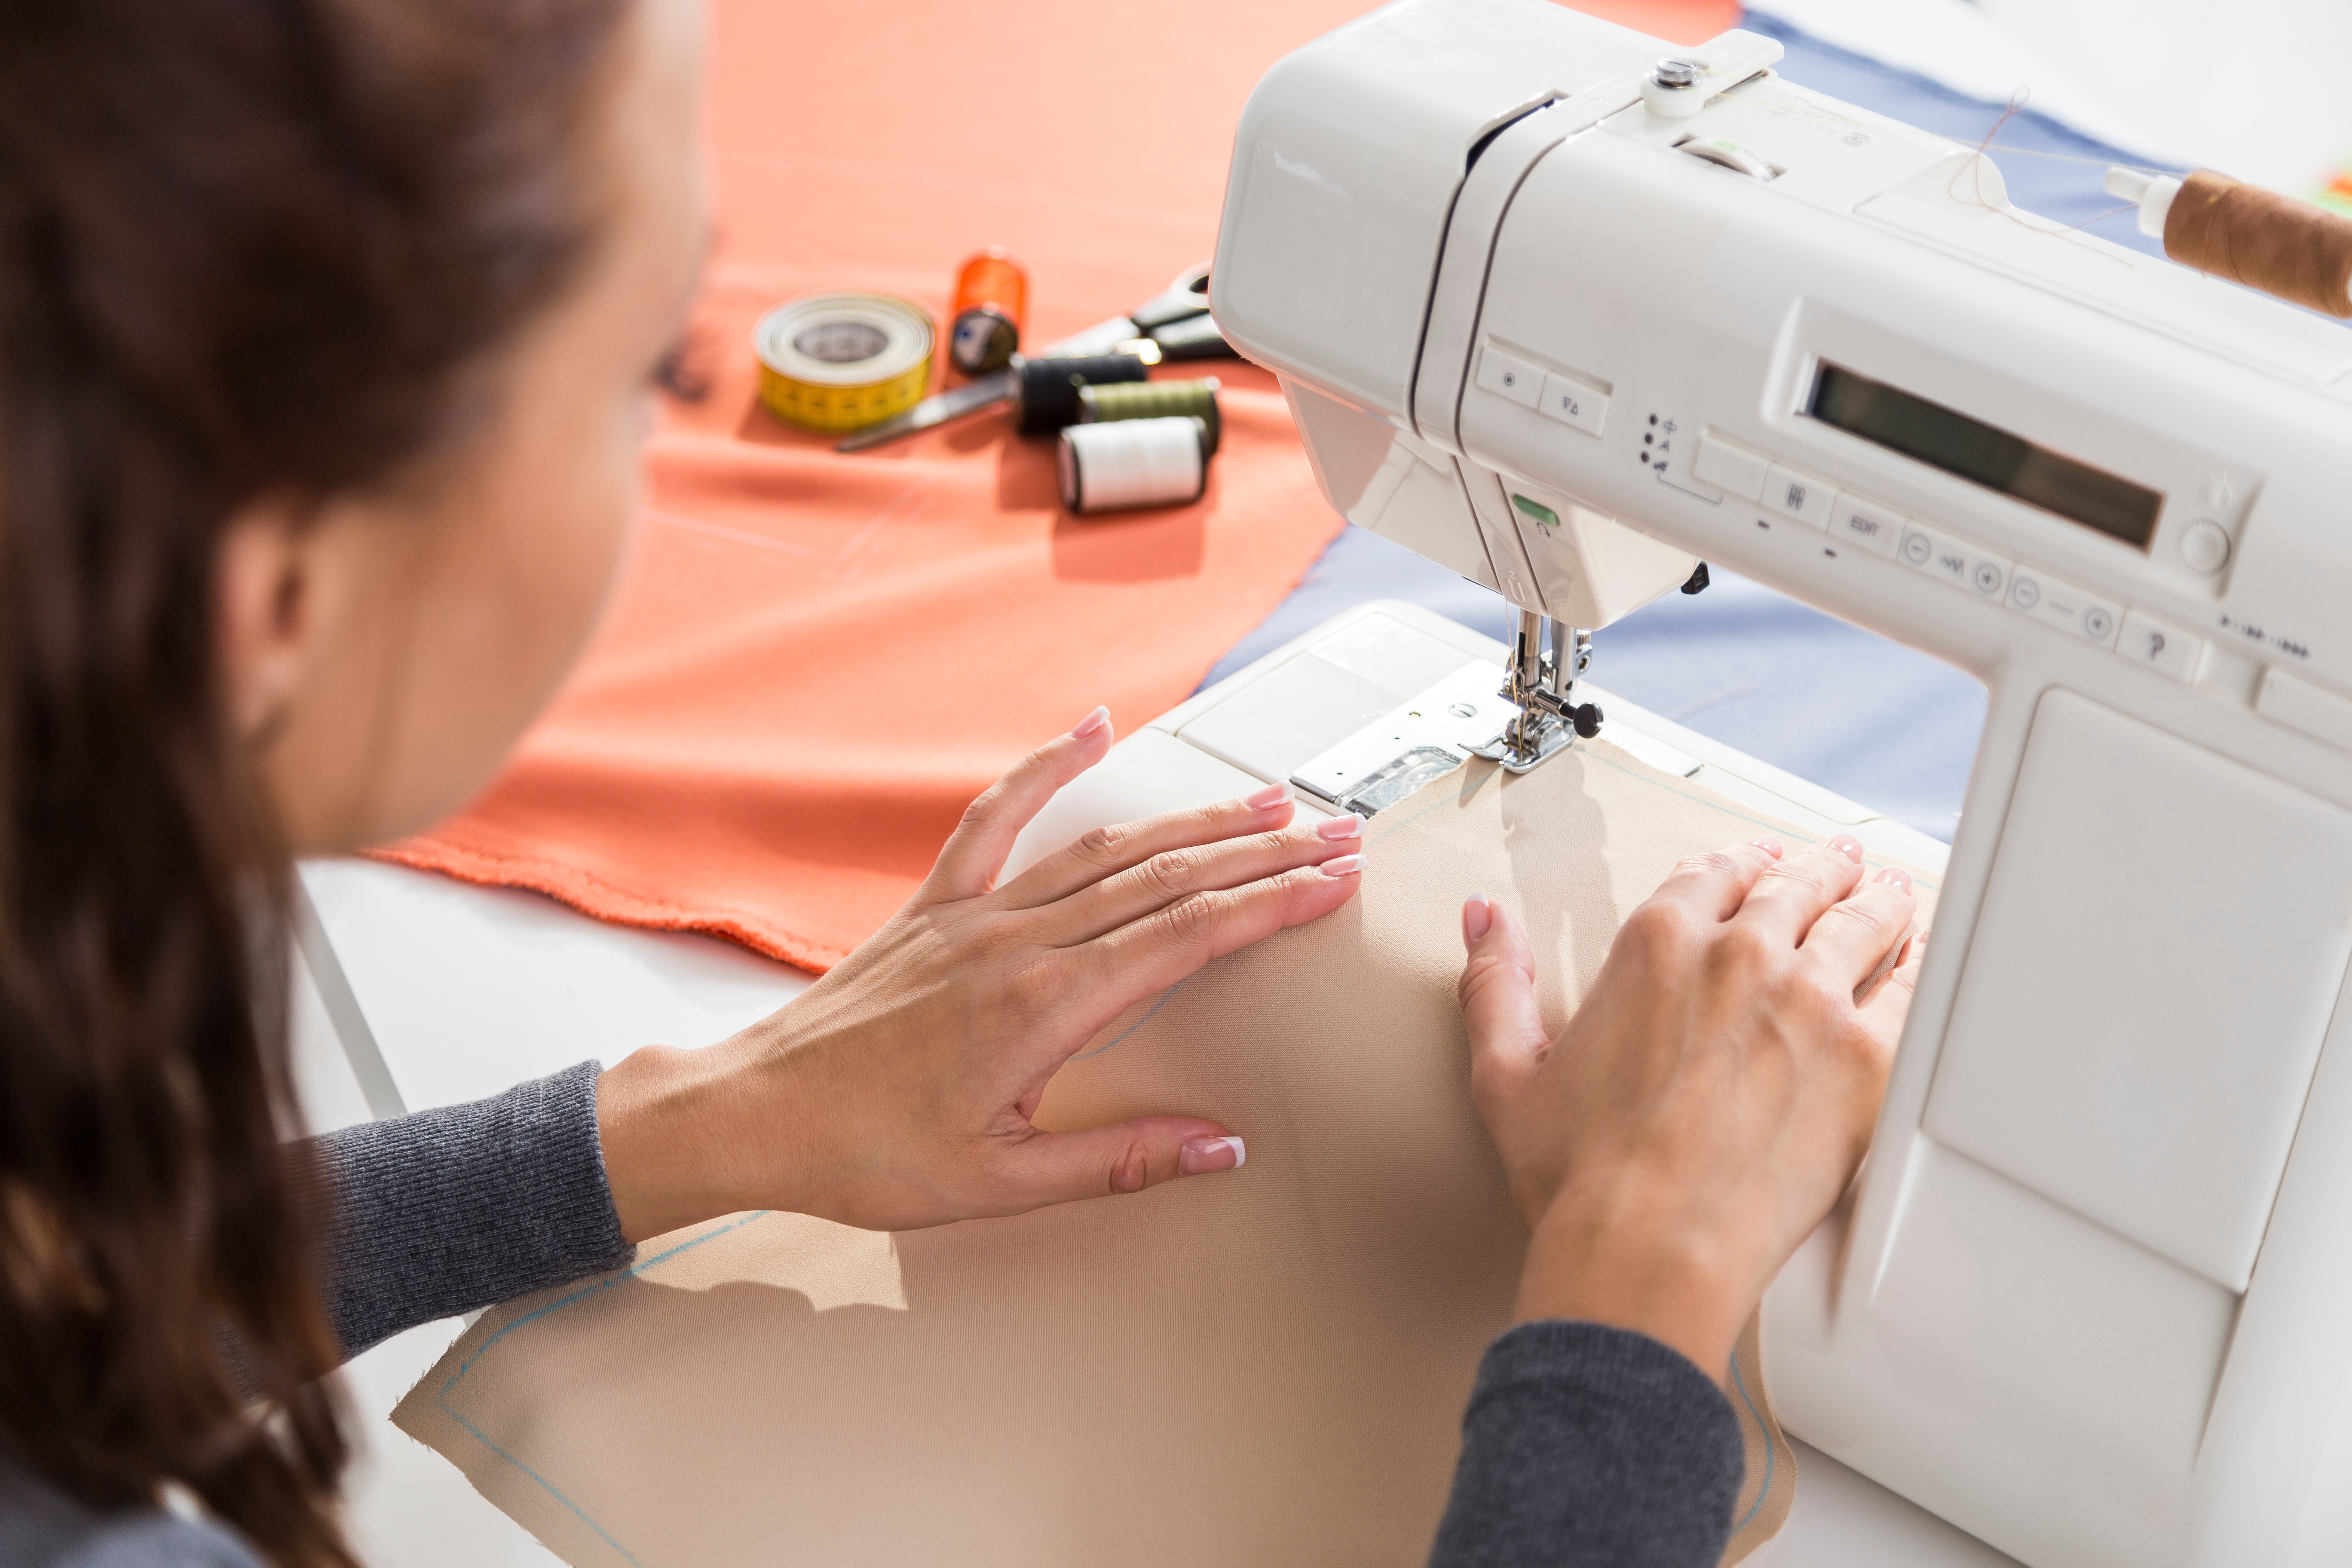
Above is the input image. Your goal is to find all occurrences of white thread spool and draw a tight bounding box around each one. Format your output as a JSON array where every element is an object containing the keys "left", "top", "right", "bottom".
[{"left": 1057, "top": 416, "right": 1209, "bottom": 514}]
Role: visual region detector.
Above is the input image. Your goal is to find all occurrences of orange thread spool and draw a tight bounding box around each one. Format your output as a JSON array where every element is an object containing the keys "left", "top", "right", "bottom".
[
  {"left": 948, "top": 249, "right": 1028, "bottom": 374},
  {"left": 2165, "top": 169, "right": 2352, "bottom": 320}
]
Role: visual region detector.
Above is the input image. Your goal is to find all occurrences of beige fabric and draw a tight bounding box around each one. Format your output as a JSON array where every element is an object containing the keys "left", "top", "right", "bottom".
[{"left": 395, "top": 741, "right": 1938, "bottom": 1567}]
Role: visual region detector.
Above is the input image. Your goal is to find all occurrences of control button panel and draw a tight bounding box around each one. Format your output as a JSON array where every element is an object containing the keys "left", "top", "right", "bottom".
[
  {"left": 1761, "top": 463, "right": 1837, "bottom": 530},
  {"left": 2117, "top": 609, "right": 2201, "bottom": 683},
  {"left": 1829, "top": 496, "right": 1905, "bottom": 558},
  {"left": 1687, "top": 439, "right": 2211, "bottom": 684},
  {"left": 2008, "top": 567, "right": 2122, "bottom": 649},
  {"left": 1692, "top": 434, "right": 1768, "bottom": 501},
  {"left": 1537, "top": 371, "right": 1608, "bottom": 438},
  {"left": 1899, "top": 523, "right": 2011, "bottom": 603},
  {"left": 1474, "top": 345, "right": 1544, "bottom": 410}
]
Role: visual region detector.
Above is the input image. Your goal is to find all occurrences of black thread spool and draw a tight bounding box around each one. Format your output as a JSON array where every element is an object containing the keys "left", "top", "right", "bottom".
[{"left": 1013, "top": 353, "right": 1152, "bottom": 435}]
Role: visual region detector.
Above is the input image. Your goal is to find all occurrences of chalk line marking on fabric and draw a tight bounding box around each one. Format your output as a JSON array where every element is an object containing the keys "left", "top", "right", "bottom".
[
  {"left": 643, "top": 484, "right": 926, "bottom": 569},
  {"left": 436, "top": 1210, "right": 781, "bottom": 1565},
  {"left": 1728, "top": 1350, "right": 1777, "bottom": 1532},
  {"left": 1072, "top": 980, "right": 1190, "bottom": 1061}
]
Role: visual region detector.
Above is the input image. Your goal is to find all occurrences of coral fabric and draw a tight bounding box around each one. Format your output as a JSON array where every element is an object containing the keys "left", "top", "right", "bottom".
[
  {"left": 394, "top": 740, "right": 1928, "bottom": 1567},
  {"left": 375, "top": 0, "right": 1741, "bottom": 972}
]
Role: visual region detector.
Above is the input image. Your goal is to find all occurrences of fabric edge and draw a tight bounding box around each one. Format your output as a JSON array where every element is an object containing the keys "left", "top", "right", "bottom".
[{"left": 366, "top": 839, "right": 849, "bottom": 974}]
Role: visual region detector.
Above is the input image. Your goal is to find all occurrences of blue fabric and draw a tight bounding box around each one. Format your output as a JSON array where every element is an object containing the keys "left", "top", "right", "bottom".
[{"left": 1204, "top": 12, "right": 2193, "bottom": 842}]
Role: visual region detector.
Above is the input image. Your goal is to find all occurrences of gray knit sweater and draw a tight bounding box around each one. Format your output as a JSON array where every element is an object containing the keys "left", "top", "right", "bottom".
[{"left": 2, "top": 1063, "right": 1742, "bottom": 1566}]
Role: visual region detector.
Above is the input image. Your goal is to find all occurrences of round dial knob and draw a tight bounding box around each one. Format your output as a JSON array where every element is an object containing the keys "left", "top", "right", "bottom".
[{"left": 2180, "top": 519, "right": 2231, "bottom": 576}]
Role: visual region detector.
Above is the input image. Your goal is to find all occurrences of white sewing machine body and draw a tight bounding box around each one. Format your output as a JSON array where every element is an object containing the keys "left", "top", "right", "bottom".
[{"left": 1205, "top": 3, "right": 2352, "bottom": 1565}]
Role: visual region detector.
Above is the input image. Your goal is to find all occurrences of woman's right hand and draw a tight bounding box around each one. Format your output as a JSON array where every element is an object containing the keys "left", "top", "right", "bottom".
[
  {"left": 1457, "top": 834, "right": 1924, "bottom": 1379},
  {"left": 595, "top": 706, "right": 1367, "bottom": 1240}
]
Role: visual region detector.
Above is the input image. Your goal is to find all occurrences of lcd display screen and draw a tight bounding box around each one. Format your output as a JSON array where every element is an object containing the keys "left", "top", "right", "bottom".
[{"left": 1808, "top": 364, "right": 2162, "bottom": 549}]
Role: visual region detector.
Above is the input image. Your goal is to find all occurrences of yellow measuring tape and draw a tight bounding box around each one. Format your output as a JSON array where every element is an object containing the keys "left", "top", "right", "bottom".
[{"left": 751, "top": 292, "right": 934, "bottom": 432}]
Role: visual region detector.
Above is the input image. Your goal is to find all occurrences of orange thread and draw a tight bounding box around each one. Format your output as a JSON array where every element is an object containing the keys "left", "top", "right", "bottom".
[
  {"left": 1945, "top": 90, "right": 2132, "bottom": 261},
  {"left": 2164, "top": 169, "right": 2352, "bottom": 318}
]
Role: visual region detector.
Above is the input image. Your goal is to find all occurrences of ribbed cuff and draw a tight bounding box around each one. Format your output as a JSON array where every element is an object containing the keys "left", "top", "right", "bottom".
[
  {"left": 1428, "top": 1320, "right": 1743, "bottom": 1568},
  {"left": 307, "top": 1061, "right": 635, "bottom": 1358}
]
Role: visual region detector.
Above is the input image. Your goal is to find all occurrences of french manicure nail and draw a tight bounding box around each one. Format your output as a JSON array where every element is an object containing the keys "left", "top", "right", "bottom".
[
  {"left": 1827, "top": 834, "right": 1864, "bottom": 863},
  {"left": 1749, "top": 837, "right": 1783, "bottom": 859},
  {"left": 1316, "top": 813, "right": 1365, "bottom": 841},
  {"left": 1070, "top": 705, "right": 1111, "bottom": 739},
  {"left": 1245, "top": 781, "right": 1292, "bottom": 810},
  {"left": 1463, "top": 891, "right": 1493, "bottom": 944},
  {"left": 1180, "top": 1136, "right": 1246, "bottom": 1176},
  {"left": 1320, "top": 853, "right": 1366, "bottom": 878},
  {"left": 1875, "top": 867, "right": 1913, "bottom": 892}
]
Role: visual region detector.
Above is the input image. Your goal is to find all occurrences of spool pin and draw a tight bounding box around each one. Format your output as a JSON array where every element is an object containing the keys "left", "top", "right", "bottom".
[
  {"left": 948, "top": 249, "right": 1029, "bottom": 375},
  {"left": 1078, "top": 377, "right": 1222, "bottom": 454},
  {"left": 2109, "top": 165, "right": 2352, "bottom": 318},
  {"left": 1057, "top": 416, "right": 1211, "bottom": 514}
]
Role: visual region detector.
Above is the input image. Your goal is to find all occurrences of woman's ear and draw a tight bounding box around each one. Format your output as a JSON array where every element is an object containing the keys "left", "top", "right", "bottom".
[{"left": 215, "top": 498, "right": 315, "bottom": 747}]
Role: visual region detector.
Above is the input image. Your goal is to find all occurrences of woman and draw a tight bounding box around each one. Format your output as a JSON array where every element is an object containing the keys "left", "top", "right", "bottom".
[{"left": 0, "top": 0, "right": 1920, "bottom": 1564}]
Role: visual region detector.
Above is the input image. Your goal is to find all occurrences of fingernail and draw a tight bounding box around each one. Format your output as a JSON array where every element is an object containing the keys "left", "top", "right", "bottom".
[
  {"left": 1749, "top": 837, "right": 1783, "bottom": 859},
  {"left": 1180, "top": 1136, "right": 1245, "bottom": 1176},
  {"left": 1316, "top": 813, "right": 1365, "bottom": 841},
  {"left": 1320, "top": 853, "right": 1366, "bottom": 878},
  {"left": 1245, "top": 781, "right": 1292, "bottom": 810},
  {"left": 1875, "top": 866, "right": 1912, "bottom": 892},
  {"left": 1463, "top": 891, "right": 1493, "bottom": 944},
  {"left": 1070, "top": 705, "right": 1111, "bottom": 739},
  {"left": 1827, "top": 834, "right": 1864, "bottom": 863}
]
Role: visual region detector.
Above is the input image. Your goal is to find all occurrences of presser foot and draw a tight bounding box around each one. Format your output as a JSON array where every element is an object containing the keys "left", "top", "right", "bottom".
[{"left": 1470, "top": 709, "right": 1581, "bottom": 773}]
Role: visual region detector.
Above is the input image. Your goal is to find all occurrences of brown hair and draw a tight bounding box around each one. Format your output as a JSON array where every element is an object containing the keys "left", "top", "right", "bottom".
[{"left": 0, "top": 0, "right": 630, "bottom": 1559}]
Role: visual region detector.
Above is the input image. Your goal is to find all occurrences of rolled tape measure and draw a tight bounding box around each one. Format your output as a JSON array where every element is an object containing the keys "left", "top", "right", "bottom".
[{"left": 752, "top": 292, "right": 934, "bottom": 432}]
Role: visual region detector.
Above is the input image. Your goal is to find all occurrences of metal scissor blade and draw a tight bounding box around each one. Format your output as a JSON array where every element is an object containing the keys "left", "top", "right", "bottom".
[
  {"left": 1040, "top": 315, "right": 1143, "bottom": 358},
  {"left": 833, "top": 371, "right": 1015, "bottom": 453}
]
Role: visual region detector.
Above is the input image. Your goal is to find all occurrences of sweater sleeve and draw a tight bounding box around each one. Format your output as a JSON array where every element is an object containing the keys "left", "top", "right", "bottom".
[
  {"left": 305, "top": 1060, "right": 635, "bottom": 1359},
  {"left": 1427, "top": 1320, "right": 1745, "bottom": 1568}
]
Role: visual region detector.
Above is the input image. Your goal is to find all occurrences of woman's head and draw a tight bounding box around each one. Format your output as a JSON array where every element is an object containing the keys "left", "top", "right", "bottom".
[{"left": 0, "top": 0, "right": 704, "bottom": 1557}]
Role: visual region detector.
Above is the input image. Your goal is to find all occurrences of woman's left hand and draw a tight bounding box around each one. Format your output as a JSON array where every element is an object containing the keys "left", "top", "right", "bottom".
[{"left": 594, "top": 708, "right": 1365, "bottom": 1239}]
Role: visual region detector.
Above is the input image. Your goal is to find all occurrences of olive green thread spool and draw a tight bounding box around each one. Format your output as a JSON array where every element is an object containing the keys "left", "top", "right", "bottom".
[{"left": 1075, "top": 377, "right": 1222, "bottom": 455}]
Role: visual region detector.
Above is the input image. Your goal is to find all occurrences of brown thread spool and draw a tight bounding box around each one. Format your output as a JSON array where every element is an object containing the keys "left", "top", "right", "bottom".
[{"left": 2164, "top": 169, "right": 2352, "bottom": 319}]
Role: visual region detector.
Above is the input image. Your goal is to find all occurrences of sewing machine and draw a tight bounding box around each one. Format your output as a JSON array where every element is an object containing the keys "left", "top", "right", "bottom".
[{"left": 1174, "top": 1, "right": 2352, "bottom": 1563}]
